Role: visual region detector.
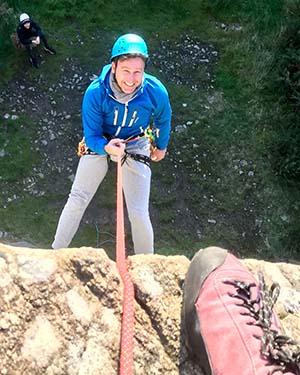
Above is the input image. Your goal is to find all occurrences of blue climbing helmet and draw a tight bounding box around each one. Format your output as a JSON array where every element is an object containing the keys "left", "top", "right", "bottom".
[{"left": 110, "top": 33, "right": 148, "bottom": 62}]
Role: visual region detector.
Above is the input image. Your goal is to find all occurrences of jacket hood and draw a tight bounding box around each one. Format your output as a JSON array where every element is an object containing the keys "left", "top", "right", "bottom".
[{"left": 98, "top": 64, "right": 112, "bottom": 84}]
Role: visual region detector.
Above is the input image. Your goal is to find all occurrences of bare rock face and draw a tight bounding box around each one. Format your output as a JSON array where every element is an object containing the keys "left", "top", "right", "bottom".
[{"left": 0, "top": 243, "right": 299, "bottom": 375}]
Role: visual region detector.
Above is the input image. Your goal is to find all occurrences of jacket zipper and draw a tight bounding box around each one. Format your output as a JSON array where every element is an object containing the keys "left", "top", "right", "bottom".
[
  {"left": 113, "top": 107, "right": 119, "bottom": 126},
  {"left": 107, "top": 89, "right": 141, "bottom": 136},
  {"left": 115, "top": 102, "right": 128, "bottom": 136},
  {"left": 128, "top": 110, "right": 137, "bottom": 127}
]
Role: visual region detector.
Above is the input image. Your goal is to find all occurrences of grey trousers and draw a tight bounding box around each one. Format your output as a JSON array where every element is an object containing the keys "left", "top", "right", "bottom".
[{"left": 52, "top": 138, "right": 153, "bottom": 254}]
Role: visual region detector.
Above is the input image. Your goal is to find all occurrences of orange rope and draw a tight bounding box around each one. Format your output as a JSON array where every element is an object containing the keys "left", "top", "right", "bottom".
[{"left": 116, "top": 155, "right": 135, "bottom": 375}]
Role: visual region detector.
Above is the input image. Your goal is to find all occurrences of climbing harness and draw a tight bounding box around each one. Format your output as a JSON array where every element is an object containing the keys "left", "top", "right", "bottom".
[
  {"left": 77, "top": 126, "right": 156, "bottom": 164},
  {"left": 121, "top": 151, "right": 150, "bottom": 167},
  {"left": 116, "top": 155, "right": 135, "bottom": 375},
  {"left": 122, "top": 126, "right": 156, "bottom": 145},
  {"left": 120, "top": 126, "right": 155, "bottom": 167},
  {"left": 225, "top": 274, "right": 300, "bottom": 374}
]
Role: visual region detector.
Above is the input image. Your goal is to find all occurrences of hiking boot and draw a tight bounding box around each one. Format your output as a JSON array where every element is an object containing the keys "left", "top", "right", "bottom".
[
  {"left": 44, "top": 46, "right": 56, "bottom": 55},
  {"left": 30, "top": 57, "right": 39, "bottom": 68},
  {"left": 183, "top": 247, "right": 299, "bottom": 375}
]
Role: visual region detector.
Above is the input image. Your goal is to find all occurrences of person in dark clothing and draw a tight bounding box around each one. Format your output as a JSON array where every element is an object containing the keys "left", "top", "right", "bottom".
[{"left": 17, "top": 13, "right": 56, "bottom": 68}]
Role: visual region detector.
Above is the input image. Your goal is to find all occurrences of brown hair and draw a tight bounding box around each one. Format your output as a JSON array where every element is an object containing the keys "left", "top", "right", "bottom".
[{"left": 113, "top": 53, "right": 147, "bottom": 66}]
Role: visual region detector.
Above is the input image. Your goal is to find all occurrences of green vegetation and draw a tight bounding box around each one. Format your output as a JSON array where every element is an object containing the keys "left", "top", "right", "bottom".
[
  {"left": 1, "top": 0, "right": 300, "bottom": 261},
  {"left": 0, "top": 117, "right": 39, "bottom": 181}
]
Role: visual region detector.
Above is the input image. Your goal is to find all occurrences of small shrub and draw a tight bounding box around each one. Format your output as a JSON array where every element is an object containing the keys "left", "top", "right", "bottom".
[
  {"left": 267, "top": 14, "right": 300, "bottom": 182},
  {"left": 270, "top": 124, "right": 300, "bottom": 181},
  {"left": 276, "top": 23, "right": 300, "bottom": 107},
  {"left": 0, "top": 2, "right": 17, "bottom": 54}
]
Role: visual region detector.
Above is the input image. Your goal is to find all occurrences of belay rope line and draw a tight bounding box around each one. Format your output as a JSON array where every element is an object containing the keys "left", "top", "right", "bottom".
[
  {"left": 77, "top": 127, "right": 155, "bottom": 373},
  {"left": 116, "top": 155, "right": 135, "bottom": 375}
]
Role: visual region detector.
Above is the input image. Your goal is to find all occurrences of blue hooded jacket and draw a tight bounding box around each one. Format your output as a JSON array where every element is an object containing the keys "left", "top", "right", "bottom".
[{"left": 82, "top": 64, "right": 172, "bottom": 155}]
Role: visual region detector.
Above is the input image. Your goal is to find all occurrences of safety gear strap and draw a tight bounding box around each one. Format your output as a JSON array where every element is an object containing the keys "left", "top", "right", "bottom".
[
  {"left": 77, "top": 138, "right": 96, "bottom": 156},
  {"left": 121, "top": 151, "right": 150, "bottom": 168}
]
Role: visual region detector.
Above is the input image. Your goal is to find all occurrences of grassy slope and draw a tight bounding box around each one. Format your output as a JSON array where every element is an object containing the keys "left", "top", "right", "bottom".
[{"left": 1, "top": 0, "right": 300, "bottom": 260}]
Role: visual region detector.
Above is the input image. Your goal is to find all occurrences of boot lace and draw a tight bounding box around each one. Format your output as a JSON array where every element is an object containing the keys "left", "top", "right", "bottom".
[{"left": 224, "top": 273, "right": 300, "bottom": 375}]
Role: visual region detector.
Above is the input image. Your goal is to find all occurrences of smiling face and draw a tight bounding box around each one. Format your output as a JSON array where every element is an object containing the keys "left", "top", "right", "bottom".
[{"left": 111, "top": 56, "right": 145, "bottom": 94}]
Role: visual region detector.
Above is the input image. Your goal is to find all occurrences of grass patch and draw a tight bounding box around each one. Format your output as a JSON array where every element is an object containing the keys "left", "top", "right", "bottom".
[
  {"left": 0, "top": 195, "right": 58, "bottom": 247},
  {"left": 0, "top": 117, "right": 40, "bottom": 182}
]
